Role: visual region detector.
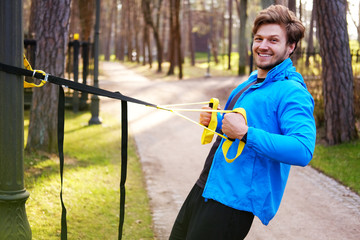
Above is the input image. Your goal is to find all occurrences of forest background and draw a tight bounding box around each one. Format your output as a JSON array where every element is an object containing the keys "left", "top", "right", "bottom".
[{"left": 10, "top": 0, "right": 359, "bottom": 238}]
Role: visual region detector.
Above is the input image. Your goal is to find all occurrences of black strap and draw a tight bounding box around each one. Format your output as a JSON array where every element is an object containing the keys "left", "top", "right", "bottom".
[
  {"left": 0, "top": 62, "right": 156, "bottom": 107},
  {"left": 118, "top": 100, "right": 128, "bottom": 239},
  {"left": 0, "top": 62, "right": 142, "bottom": 239},
  {"left": 58, "top": 86, "right": 67, "bottom": 240},
  {"left": 226, "top": 80, "right": 258, "bottom": 110}
]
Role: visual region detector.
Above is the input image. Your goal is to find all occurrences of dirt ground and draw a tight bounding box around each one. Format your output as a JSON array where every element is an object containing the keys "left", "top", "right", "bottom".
[{"left": 99, "top": 61, "right": 360, "bottom": 240}]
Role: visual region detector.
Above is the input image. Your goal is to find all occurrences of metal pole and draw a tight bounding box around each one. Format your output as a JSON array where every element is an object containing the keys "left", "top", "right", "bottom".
[
  {"left": 73, "top": 34, "right": 80, "bottom": 113},
  {"left": 89, "top": 0, "right": 102, "bottom": 125},
  {"left": 80, "top": 41, "right": 89, "bottom": 110},
  {"left": 0, "top": 0, "right": 32, "bottom": 239}
]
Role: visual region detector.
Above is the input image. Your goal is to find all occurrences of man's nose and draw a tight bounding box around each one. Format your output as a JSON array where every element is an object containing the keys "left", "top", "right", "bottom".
[{"left": 258, "top": 40, "right": 269, "bottom": 49}]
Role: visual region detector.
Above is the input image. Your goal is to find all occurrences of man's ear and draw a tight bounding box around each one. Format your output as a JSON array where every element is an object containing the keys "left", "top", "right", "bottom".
[{"left": 288, "top": 42, "right": 296, "bottom": 56}]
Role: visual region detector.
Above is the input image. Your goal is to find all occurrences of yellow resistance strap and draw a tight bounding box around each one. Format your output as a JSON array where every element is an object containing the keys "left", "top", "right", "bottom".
[
  {"left": 221, "top": 108, "right": 247, "bottom": 163},
  {"left": 22, "top": 55, "right": 245, "bottom": 162},
  {"left": 23, "top": 55, "right": 47, "bottom": 88},
  {"left": 201, "top": 98, "right": 219, "bottom": 144},
  {"left": 157, "top": 98, "right": 247, "bottom": 163}
]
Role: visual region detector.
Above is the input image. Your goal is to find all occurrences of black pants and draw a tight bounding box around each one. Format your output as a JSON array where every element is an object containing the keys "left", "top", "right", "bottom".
[{"left": 169, "top": 184, "right": 254, "bottom": 240}]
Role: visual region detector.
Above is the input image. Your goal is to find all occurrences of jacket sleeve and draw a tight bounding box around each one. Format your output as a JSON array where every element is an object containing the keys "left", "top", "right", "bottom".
[{"left": 246, "top": 86, "right": 316, "bottom": 166}]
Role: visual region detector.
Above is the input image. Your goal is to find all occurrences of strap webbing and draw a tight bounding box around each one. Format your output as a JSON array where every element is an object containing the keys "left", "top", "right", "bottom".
[
  {"left": 58, "top": 86, "right": 67, "bottom": 240},
  {"left": 118, "top": 100, "right": 128, "bottom": 239},
  {"left": 0, "top": 62, "right": 156, "bottom": 107}
]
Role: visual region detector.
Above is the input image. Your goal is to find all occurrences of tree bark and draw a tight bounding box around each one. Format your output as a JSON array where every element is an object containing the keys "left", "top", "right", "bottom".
[
  {"left": 167, "top": 0, "right": 176, "bottom": 75},
  {"left": 118, "top": 0, "right": 126, "bottom": 61},
  {"left": 186, "top": 0, "right": 195, "bottom": 66},
  {"left": 26, "top": 0, "right": 71, "bottom": 153},
  {"left": 261, "top": 0, "right": 274, "bottom": 9},
  {"left": 78, "top": 0, "right": 94, "bottom": 41},
  {"left": 235, "top": 0, "right": 248, "bottom": 75},
  {"left": 175, "top": 0, "right": 183, "bottom": 79},
  {"left": 315, "top": 0, "right": 358, "bottom": 144},
  {"left": 141, "top": 0, "right": 163, "bottom": 72},
  {"left": 126, "top": 0, "right": 133, "bottom": 61},
  {"left": 305, "top": 0, "right": 315, "bottom": 67},
  {"left": 228, "top": 0, "right": 232, "bottom": 70},
  {"left": 105, "top": 0, "right": 117, "bottom": 61}
]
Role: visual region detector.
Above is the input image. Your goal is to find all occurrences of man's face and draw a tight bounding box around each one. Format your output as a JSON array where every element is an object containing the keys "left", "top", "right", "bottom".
[{"left": 252, "top": 23, "right": 295, "bottom": 78}]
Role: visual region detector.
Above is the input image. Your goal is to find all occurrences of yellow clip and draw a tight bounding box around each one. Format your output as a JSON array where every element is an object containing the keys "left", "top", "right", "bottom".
[
  {"left": 221, "top": 108, "right": 247, "bottom": 163},
  {"left": 201, "top": 98, "right": 219, "bottom": 144},
  {"left": 23, "top": 54, "right": 47, "bottom": 88}
]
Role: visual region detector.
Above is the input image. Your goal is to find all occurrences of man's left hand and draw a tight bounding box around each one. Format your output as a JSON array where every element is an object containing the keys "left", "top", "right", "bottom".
[{"left": 222, "top": 113, "right": 248, "bottom": 140}]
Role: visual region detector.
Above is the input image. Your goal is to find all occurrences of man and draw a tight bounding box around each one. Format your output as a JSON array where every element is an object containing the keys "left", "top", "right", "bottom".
[{"left": 169, "top": 4, "right": 316, "bottom": 240}]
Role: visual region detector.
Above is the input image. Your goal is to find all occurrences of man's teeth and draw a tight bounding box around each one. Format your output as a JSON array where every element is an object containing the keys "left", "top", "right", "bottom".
[{"left": 259, "top": 53, "right": 271, "bottom": 57}]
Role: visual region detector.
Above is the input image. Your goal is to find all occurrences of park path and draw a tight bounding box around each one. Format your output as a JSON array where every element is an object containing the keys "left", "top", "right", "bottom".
[{"left": 98, "top": 61, "right": 360, "bottom": 240}]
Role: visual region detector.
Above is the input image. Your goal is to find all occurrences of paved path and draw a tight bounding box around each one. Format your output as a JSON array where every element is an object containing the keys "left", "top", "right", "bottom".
[{"left": 99, "top": 61, "right": 360, "bottom": 240}]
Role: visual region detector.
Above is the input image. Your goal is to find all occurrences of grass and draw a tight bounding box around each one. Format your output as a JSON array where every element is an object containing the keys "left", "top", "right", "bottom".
[
  {"left": 310, "top": 140, "right": 360, "bottom": 195},
  {"left": 24, "top": 110, "right": 154, "bottom": 240}
]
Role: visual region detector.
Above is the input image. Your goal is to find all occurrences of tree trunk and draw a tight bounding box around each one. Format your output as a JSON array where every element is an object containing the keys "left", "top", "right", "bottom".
[
  {"left": 305, "top": 0, "right": 315, "bottom": 67},
  {"left": 26, "top": 0, "right": 71, "bottom": 153},
  {"left": 187, "top": 0, "right": 195, "bottom": 66},
  {"left": 127, "top": 0, "right": 133, "bottom": 61},
  {"left": 167, "top": 0, "right": 175, "bottom": 75},
  {"left": 175, "top": 0, "right": 183, "bottom": 79},
  {"left": 105, "top": 0, "right": 117, "bottom": 61},
  {"left": 315, "top": 0, "right": 358, "bottom": 144},
  {"left": 115, "top": 0, "right": 121, "bottom": 60},
  {"left": 288, "top": 0, "right": 296, "bottom": 12},
  {"left": 118, "top": 0, "right": 126, "bottom": 61},
  {"left": 228, "top": 0, "right": 232, "bottom": 70},
  {"left": 141, "top": 0, "right": 163, "bottom": 72},
  {"left": 78, "top": 0, "right": 95, "bottom": 41},
  {"left": 143, "top": 24, "right": 153, "bottom": 68},
  {"left": 133, "top": 0, "right": 141, "bottom": 63},
  {"left": 261, "top": 0, "right": 274, "bottom": 9},
  {"left": 235, "top": 0, "right": 248, "bottom": 75}
]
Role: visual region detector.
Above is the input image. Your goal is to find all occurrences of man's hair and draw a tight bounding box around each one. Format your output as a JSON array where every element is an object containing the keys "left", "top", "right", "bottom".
[{"left": 252, "top": 5, "right": 305, "bottom": 46}]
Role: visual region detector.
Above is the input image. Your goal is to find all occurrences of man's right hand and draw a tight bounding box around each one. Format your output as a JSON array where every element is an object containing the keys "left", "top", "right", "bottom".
[{"left": 199, "top": 106, "right": 212, "bottom": 126}]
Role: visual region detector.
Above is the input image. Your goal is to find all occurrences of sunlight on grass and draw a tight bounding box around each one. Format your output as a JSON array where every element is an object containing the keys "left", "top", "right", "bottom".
[{"left": 24, "top": 111, "right": 154, "bottom": 239}]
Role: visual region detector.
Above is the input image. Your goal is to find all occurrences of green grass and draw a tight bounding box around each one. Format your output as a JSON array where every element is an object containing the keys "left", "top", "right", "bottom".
[
  {"left": 24, "top": 110, "right": 154, "bottom": 239},
  {"left": 310, "top": 140, "right": 360, "bottom": 195}
]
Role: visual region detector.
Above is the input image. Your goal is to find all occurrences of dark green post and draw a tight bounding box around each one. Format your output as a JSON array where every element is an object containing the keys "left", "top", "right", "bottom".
[
  {"left": 0, "top": 0, "right": 32, "bottom": 239},
  {"left": 89, "top": 0, "right": 102, "bottom": 125},
  {"left": 72, "top": 34, "right": 80, "bottom": 113}
]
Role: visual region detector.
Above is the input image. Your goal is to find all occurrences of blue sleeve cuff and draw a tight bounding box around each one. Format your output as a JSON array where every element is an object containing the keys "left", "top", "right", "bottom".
[{"left": 215, "top": 112, "right": 223, "bottom": 133}]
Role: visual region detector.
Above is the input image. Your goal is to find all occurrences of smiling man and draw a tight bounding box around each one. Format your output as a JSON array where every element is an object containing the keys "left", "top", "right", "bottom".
[{"left": 169, "top": 5, "right": 316, "bottom": 240}]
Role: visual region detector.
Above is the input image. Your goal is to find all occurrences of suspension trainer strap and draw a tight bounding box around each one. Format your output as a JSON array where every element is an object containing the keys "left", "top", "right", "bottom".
[
  {"left": 0, "top": 61, "right": 156, "bottom": 107},
  {"left": 118, "top": 100, "right": 128, "bottom": 239},
  {"left": 58, "top": 86, "right": 67, "bottom": 240}
]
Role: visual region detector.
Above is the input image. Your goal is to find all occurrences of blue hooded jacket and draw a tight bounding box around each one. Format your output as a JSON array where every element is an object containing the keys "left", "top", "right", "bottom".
[{"left": 202, "top": 58, "right": 316, "bottom": 225}]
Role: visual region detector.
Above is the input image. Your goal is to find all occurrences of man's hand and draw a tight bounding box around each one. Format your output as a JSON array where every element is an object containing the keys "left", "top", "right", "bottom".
[
  {"left": 199, "top": 105, "right": 221, "bottom": 126},
  {"left": 199, "top": 106, "right": 212, "bottom": 126},
  {"left": 222, "top": 113, "right": 248, "bottom": 140}
]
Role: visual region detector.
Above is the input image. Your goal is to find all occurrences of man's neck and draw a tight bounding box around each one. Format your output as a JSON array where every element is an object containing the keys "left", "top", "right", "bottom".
[{"left": 257, "top": 68, "right": 269, "bottom": 78}]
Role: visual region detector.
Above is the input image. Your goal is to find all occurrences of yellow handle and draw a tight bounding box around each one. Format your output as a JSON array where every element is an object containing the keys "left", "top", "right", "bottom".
[
  {"left": 221, "top": 108, "right": 247, "bottom": 163},
  {"left": 23, "top": 54, "right": 47, "bottom": 88},
  {"left": 201, "top": 98, "right": 219, "bottom": 144}
]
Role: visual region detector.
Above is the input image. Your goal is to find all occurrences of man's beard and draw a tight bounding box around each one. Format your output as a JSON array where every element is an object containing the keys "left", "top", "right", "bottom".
[{"left": 256, "top": 58, "right": 285, "bottom": 71}]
